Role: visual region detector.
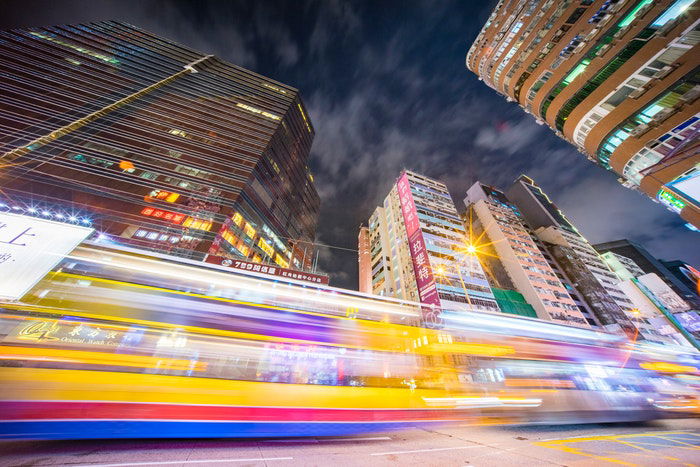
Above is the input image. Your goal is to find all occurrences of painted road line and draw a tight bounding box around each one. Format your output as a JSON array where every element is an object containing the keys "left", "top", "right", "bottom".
[
  {"left": 371, "top": 445, "right": 486, "bottom": 456},
  {"left": 534, "top": 431, "right": 700, "bottom": 466},
  {"left": 539, "top": 430, "right": 695, "bottom": 442},
  {"left": 84, "top": 458, "right": 293, "bottom": 466}
]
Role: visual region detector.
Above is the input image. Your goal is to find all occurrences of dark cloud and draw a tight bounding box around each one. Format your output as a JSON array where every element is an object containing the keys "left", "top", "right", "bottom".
[{"left": 2, "top": 0, "right": 697, "bottom": 288}]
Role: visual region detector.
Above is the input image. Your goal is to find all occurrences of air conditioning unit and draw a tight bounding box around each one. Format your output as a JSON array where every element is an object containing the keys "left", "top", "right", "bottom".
[
  {"left": 585, "top": 28, "right": 600, "bottom": 41},
  {"left": 652, "top": 65, "right": 673, "bottom": 80},
  {"left": 596, "top": 44, "right": 611, "bottom": 57},
  {"left": 651, "top": 109, "right": 673, "bottom": 124},
  {"left": 657, "top": 18, "right": 681, "bottom": 37},
  {"left": 613, "top": 25, "right": 630, "bottom": 39},
  {"left": 630, "top": 124, "right": 650, "bottom": 137},
  {"left": 610, "top": 0, "right": 627, "bottom": 13},
  {"left": 572, "top": 42, "right": 587, "bottom": 54},
  {"left": 598, "top": 14, "right": 613, "bottom": 28},
  {"left": 628, "top": 87, "right": 647, "bottom": 99},
  {"left": 680, "top": 86, "right": 700, "bottom": 104}
]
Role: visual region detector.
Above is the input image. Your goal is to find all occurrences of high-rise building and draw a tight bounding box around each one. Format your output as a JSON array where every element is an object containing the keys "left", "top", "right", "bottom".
[
  {"left": 467, "top": 0, "right": 700, "bottom": 228},
  {"left": 357, "top": 226, "right": 372, "bottom": 293},
  {"left": 366, "top": 171, "right": 500, "bottom": 317},
  {"left": 465, "top": 182, "right": 590, "bottom": 325},
  {"left": 600, "top": 251, "right": 647, "bottom": 280},
  {"left": 594, "top": 239, "right": 700, "bottom": 305},
  {"left": 506, "top": 176, "right": 638, "bottom": 334},
  {"left": 600, "top": 250, "right": 692, "bottom": 344},
  {"left": 0, "top": 21, "right": 320, "bottom": 271}
]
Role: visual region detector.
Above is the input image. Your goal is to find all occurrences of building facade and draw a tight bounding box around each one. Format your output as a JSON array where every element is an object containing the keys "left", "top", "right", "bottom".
[
  {"left": 505, "top": 176, "right": 638, "bottom": 335},
  {"left": 467, "top": 0, "right": 700, "bottom": 228},
  {"left": 594, "top": 238, "right": 700, "bottom": 305},
  {"left": 0, "top": 21, "right": 320, "bottom": 271},
  {"left": 357, "top": 226, "right": 372, "bottom": 293},
  {"left": 465, "top": 182, "right": 590, "bottom": 325},
  {"left": 366, "top": 171, "right": 500, "bottom": 315}
]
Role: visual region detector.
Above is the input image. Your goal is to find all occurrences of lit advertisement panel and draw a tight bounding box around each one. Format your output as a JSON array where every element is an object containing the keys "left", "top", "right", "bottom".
[
  {"left": 0, "top": 212, "right": 93, "bottom": 301},
  {"left": 675, "top": 311, "right": 700, "bottom": 333},
  {"left": 667, "top": 171, "right": 700, "bottom": 206},
  {"left": 396, "top": 173, "right": 442, "bottom": 318}
]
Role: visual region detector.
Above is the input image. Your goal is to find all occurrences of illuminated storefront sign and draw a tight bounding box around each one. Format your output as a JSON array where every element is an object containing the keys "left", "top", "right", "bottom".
[
  {"left": 0, "top": 212, "right": 93, "bottom": 301},
  {"left": 232, "top": 212, "right": 244, "bottom": 228},
  {"left": 244, "top": 222, "right": 256, "bottom": 239},
  {"left": 182, "top": 217, "right": 212, "bottom": 231},
  {"left": 205, "top": 255, "right": 329, "bottom": 284},
  {"left": 258, "top": 238, "right": 274, "bottom": 257},
  {"left": 396, "top": 173, "right": 442, "bottom": 318},
  {"left": 145, "top": 189, "right": 180, "bottom": 203},
  {"left": 274, "top": 253, "right": 290, "bottom": 269},
  {"left": 675, "top": 311, "right": 700, "bottom": 333},
  {"left": 140, "top": 207, "right": 186, "bottom": 224}
]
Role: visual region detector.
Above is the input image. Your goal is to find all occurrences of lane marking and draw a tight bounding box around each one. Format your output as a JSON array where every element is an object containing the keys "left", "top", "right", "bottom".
[
  {"left": 534, "top": 430, "right": 700, "bottom": 466},
  {"left": 82, "top": 457, "right": 293, "bottom": 466},
  {"left": 539, "top": 430, "right": 695, "bottom": 442},
  {"left": 371, "top": 445, "right": 486, "bottom": 456}
]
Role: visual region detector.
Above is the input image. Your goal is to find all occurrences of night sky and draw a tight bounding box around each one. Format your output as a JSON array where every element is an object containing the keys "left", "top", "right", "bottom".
[{"left": 2, "top": 0, "right": 698, "bottom": 289}]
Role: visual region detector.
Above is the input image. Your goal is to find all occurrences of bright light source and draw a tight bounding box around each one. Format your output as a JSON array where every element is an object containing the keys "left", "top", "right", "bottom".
[
  {"left": 55, "top": 213, "right": 65, "bottom": 219},
  {"left": 81, "top": 218, "right": 91, "bottom": 224},
  {"left": 28, "top": 207, "right": 37, "bottom": 213},
  {"left": 69, "top": 216, "right": 78, "bottom": 222},
  {"left": 42, "top": 211, "right": 51, "bottom": 216},
  {"left": 466, "top": 244, "right": 477, "bottom": 254},
  {"left": 11, "top": 206, "right": 21, "bottom": 210}
]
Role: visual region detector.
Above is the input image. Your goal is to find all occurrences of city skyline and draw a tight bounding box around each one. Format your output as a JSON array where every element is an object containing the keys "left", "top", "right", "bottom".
[{"left": 2, "top": 0, "right": 698, "bottom": 290}]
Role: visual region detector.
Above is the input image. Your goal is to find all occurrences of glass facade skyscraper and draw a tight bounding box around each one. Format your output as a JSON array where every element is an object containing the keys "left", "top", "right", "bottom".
[{"left": 0, "top": 21, "right": 320, "bottom": 270}]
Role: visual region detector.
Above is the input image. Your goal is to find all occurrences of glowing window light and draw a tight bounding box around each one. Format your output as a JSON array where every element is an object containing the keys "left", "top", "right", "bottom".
[
  {"left": 652, "top": 0, "right": 694, "bottom": 27},
  {"left": 29, "top": 31, "right": 119, "bottom": 65},
  {"left": 619, "top": 0, "right": 654, "bottom": 28},
  {"left": 235, "top": 103, "right": 281, "bottom": 121},
  {"left": 297, "top": 103, "right": 312, "bottom": 133}
]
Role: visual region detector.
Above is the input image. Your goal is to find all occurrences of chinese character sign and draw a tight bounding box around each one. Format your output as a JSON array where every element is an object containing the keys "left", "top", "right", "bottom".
[
  {"left": 396, "top": 173, "right": 441, "bottom": 311},
  {"left": 0, "top": 212, "right": 93, "bottom": 301},
  {"left": 205, "top": 255, "right": 329, "bottom": 285}
]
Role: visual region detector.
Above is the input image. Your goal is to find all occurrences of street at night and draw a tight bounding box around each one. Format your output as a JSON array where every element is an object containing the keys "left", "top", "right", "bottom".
[
  {"left": 1, "top": 1, "right": 699, "bottom": 465},
  {"left": 2, "top": 420, "right": 700, "bottom": 466}
]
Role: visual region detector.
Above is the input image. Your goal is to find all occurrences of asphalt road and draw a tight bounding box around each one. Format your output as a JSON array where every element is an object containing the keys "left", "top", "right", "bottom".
[{"left": 1, "top": 418, "right": 699, "bottom": 467}]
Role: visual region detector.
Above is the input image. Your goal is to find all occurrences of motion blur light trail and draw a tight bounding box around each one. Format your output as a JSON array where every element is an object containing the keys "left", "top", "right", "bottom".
[{"left": 0, "top": 243, "right": 698, "bottom": 440}]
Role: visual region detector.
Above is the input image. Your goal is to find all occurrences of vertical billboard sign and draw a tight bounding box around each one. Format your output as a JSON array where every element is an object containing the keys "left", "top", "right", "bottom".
[
  {"left": 396, "top": 173, "right": 442, "bottom": 323},
  {"left": 0, "top": 212, "right": 93, "bottom": 301}
]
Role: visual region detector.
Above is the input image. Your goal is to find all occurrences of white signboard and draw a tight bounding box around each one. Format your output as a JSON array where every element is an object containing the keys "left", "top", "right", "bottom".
[{"left": 0, "top": 212, "right": 93, "bottom": 301}]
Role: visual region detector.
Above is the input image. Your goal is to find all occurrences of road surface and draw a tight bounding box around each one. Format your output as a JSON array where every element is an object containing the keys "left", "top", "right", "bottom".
[{"left": 1, "top": 418, "right": 699, "bottom": 466}]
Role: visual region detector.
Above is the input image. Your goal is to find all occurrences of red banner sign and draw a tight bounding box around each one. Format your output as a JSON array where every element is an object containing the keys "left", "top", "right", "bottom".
[
  {"left": 397, "top": 173, "right": 441, "bottom": 312},
  {"left": 205, "top": 255, "right": 329, "bottom": 285}
]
